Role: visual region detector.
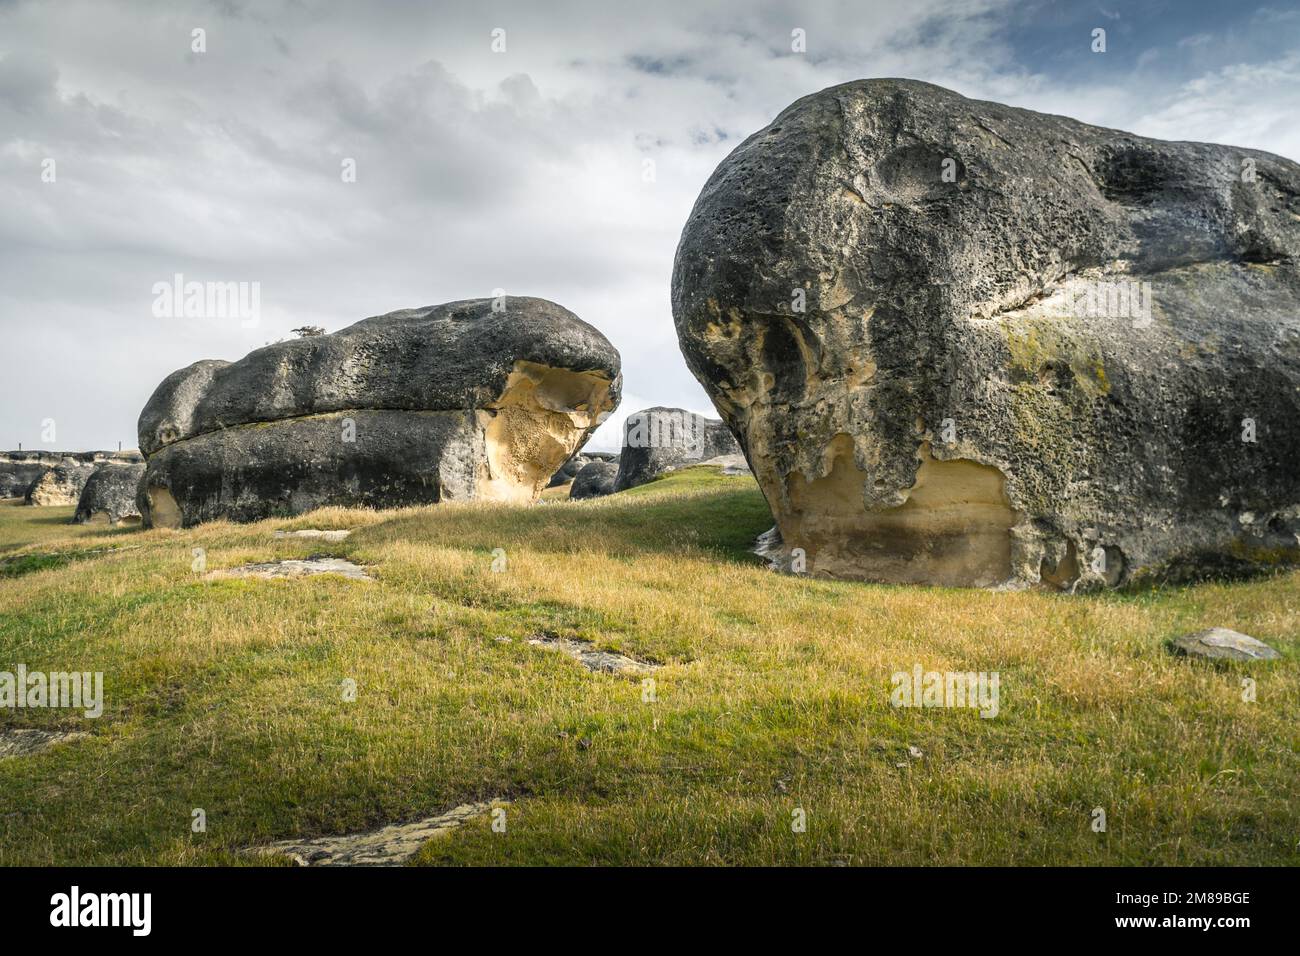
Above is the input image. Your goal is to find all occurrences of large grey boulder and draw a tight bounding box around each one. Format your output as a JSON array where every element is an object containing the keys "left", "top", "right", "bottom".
[
  {"left": 23, "top": 459, "right": 97, "bottom": 506},
  {"left": 613, "top": 406, "right": 741, "bottom": 491},
  {"left": 137, "top": 297, "right": 622, "bottom": 527},
  {"left": 672, "top": 78, "right": 1300, "bottom": 588},
  {"left": 569, "top": 460, "right": 619, "bottom": 499},
  {"left": 74, "top": 462, "right": 146, "bottom": 525}
]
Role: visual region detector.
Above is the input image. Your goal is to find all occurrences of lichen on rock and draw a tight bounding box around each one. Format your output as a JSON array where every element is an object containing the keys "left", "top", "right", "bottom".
[{"left": 673, "top": 78, "right": 1300, "bottom": 588}]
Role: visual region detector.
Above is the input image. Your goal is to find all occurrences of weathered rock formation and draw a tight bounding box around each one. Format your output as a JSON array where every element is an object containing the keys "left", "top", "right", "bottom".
[
  {"left": 570, "top": 460, "right": 619, "bottom": 499},
  {"left": 137, "top": 297, "right": 621, "bottom": 527},
  {"left": 613, "top": 406, "right": 741, "bottom": 491},
  {"left": 74, "top": 462, "right": 146, "bottom": 525},
  {"left": 0, "top": 459, "right": 48, "bottom": 499},
  {"left": 0, "top": 450, "right": 140, "bottom": 499},
  {"left": 672, "top": 78, "right": 1300, "bottom": 588},
  {"left": 23, "top": 459, "right": 98, "bottom": 506},
  {"left": 547, "top": 451, "right": 619, "bottom": 488}
]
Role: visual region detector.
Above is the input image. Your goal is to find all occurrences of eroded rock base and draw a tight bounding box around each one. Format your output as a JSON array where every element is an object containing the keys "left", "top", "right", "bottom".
[
  {"left": 479, "top": 362, "right": 617, "bottom": 503},
  {"left": 779, "top": 439, "right": 1017, "bottom": 587},
  {"left": 141, "top": 361, "right": 617, "bottom": 528}
]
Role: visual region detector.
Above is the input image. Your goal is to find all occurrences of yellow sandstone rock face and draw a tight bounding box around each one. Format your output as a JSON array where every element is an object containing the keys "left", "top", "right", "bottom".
[
  {"left": 781, "top": 437, "right": 1016, "bottom": 587},
  {"left": 140, "top": 484, "right": 182, "bottom": 529},
  {"left": 24, "top": 461, "right": 96, "bottom": 507},
  {"left": 479, "top": 362, "right": 621, "bottom": 504}
]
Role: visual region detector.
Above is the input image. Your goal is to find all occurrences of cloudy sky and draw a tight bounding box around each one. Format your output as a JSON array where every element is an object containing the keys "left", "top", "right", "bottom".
[{"left": 2, "top": 0, "right": 1298, "bottom": 452}]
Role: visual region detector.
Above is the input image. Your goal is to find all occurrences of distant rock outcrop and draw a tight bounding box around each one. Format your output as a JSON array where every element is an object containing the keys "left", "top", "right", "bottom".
[
  {"left": 613, "top": 407, "right": 741, "bottom": 491},
  {"left": 0, "top": 459, "right": 47, "bottom": 499},
  {"left": 569, "top": 460, "right": 619, "bottom": 499},
  {"left": 137, "top": 297, "right": 622, "bottom": 527},
  {"left": 23, "top": 459, "right": 98, "bottom": 506},
  {"left": 74, "top": 462, "right": 146, "bottom": 525},
  {"left": 547, "top": 451, "right": 618, "bottom": 488},
  {"left": 0, "top": 450, "right": 140, "bottom": 500},
  {"left": 672, "top": 78, "right": 1300, "bottom": 588}
]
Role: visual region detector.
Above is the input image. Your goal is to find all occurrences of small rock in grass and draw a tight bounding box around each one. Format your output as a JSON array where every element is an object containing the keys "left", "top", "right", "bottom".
[
  {"left": 697, "top": 453, "right": 751, "bottom": 476},
  {"left": 1171, "top": 628, "right": 1281, "bottom": 662},
  {"left": 569, "top": 460, "right": 618, "bottom": 500}
]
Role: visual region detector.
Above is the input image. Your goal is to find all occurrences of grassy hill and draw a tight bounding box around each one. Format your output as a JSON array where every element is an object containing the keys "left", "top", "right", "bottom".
[{"left": 0, "top": 470, "right": 1296, "bottom": 865}]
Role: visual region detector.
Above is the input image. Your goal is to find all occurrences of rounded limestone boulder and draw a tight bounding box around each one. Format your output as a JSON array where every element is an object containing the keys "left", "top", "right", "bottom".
[
  {"left": 137, "top": 297, "right": 622, "bottom": 527},
  {"left": 672, "top": 78, "right": 1300, "bottom": 588},
  {"left": 569, "top": 460, "right": 619, "bottom": 500},
  {"left": 74, "top": 463, "right": 146, "bottom": 525},
  {"left": 23, "top": 459, "right": 97, "bottom": 507},
  {"left": 613, "top": 406, "right": 740, "bottom": 491}
]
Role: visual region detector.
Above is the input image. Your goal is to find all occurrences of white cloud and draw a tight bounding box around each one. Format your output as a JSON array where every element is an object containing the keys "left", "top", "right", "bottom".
[{"left": 0, "top": 0, "right": 1294, "bottom": 452}]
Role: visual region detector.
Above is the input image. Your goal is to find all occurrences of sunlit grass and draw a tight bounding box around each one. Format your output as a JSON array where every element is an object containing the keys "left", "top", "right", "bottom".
[{"left": 0, "top": 469, "right": 1296, "bottom": 865}]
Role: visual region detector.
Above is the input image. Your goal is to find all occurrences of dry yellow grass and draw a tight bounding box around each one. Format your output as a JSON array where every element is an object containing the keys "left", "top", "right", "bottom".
[{"left": 0, "top": 470, "right": 1296, "bottom": 865}]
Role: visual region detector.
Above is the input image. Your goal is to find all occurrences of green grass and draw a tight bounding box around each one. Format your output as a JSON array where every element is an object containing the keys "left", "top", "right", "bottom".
[
  {"left": 0, "top": 499, "right": 106, "bottom": 553},
  {"left": 0, "top": 470, "right": 1296, "bottom": 865}
]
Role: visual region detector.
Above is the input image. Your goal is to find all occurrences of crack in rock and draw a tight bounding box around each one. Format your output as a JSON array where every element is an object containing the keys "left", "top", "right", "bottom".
[
  {"left": 527, "top": 634, "right": 658, "bottom": 674},
  {"left": 251, "top": 800, "right": 504, "bottom": 866},
  {"left": 205, "top": 557, "right": 371, "bottom": 581},
  {"left": 0, "top": 729, "right": 88, "bottom": 759},
  {"left": 273, "top": 529, "right": 353, "bottom": 542}
]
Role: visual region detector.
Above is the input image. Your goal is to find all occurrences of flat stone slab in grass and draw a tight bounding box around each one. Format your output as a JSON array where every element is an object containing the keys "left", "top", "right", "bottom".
[
  {"left": 205, "top": 557, "right": 371, "bottom": 581},
  {"left": 527, "top": 634, "right": 658, "bottom": 674},
  {"left": 0, "top": 729, "right": 88, "bottom": 759},
  {"left": 273, "top": 529, "right": 352, "bottom": 542},
  {"left": 252, "top": 801, "right": 502, "bottom": 866},
  {"left": 1171, "top": 628, "right": 1281, "bottom": 662},
  {"left": 695, "top": 454, "right": 752, "bottom": 476}
]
